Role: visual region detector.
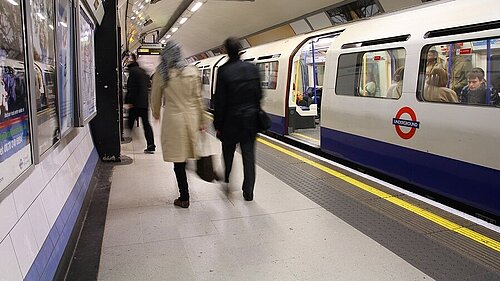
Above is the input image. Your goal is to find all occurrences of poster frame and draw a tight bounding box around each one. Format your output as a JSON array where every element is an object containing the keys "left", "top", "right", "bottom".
[
  {"left": 75, "top": 3, "right": 97, "bottom": 126},
  {"left": 29, "top": 0, "right": 63, "bottom": 161},
  {"left": 55, "top": 0, "right": 76, "bottom": 139},
  {"left": 0, "top": 0, "right": 36, "bottom": 201}
]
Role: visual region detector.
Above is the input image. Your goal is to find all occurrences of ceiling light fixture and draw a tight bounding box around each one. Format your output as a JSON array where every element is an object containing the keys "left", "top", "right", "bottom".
[
  {"left": 190, "top": 2, "right": 203, "bottom": 12},
  {"left": 179, "top": 17, "right": 188, "bottom": 24},
  {"left": 166, "top": 34, "right": 172, "bottom": 39},
  {"left": 171, "top": 27, "right": 178, "bottom": 33},
  {"left": 6, "top": 0, "right": 19, "bottom": 6}
]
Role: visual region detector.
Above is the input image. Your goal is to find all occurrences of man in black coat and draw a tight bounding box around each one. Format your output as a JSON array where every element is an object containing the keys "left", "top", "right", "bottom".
[
  {"left": 214, "top": 37, "right": 262, "bottom": 201},
  {"left": 125, "top": 53, "right": 156, "bottom": 153}
]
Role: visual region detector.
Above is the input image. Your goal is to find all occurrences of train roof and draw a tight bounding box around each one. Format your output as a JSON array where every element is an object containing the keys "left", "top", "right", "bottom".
[
  {"left": 330, "top": 0, "right": 500, "bottom": 50},
  {"left": 195, "top": 54, "right": 227, "bottom": 68}
]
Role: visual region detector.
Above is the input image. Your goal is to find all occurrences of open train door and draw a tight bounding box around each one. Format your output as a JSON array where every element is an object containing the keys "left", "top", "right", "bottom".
[{"left": 286, "top": 33, "right": 340, "bottom": 147}]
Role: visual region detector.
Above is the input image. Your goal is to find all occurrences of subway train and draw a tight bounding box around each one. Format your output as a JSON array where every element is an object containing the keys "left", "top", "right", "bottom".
[{"left": 195, "top": 0, "right": 500, "bottom": 220}]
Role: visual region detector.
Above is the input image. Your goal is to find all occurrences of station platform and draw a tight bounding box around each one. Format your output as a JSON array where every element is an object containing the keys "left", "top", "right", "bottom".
[{"left": 64, "top": 121, "right": 500, "bottom": 281}]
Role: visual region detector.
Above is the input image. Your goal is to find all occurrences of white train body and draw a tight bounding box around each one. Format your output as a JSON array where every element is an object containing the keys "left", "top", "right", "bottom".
[
  {"left": 197, "top": 0, "right": 500, "bottom": 218},
  {"left": 195, "top": 54, "right": 227, "bottom": 109}
]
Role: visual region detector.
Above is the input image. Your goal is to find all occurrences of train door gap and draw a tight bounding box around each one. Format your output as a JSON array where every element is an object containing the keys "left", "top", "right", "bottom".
[{"left": 286, "top": 127, "right": 320, "bottom": 148}]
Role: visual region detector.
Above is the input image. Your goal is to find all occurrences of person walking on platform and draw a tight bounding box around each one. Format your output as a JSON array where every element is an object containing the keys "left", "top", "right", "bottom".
[
  {"left": 214, "top": 37, "right": 263, "bottom": 201},
  {"left": 151, "top": 41, "right": 206, "bottom": 208},
  {"left": 125, "top": 53, "right": 156, "bottom": 153}
]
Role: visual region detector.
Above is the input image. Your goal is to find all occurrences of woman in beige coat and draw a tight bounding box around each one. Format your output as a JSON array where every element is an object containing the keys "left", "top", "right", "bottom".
[
  {"left": 151, "top": 41, "right": 206, "bottom": 208},
  {"left": 423, "top": 68, "right": 459, "bottom": 103}
]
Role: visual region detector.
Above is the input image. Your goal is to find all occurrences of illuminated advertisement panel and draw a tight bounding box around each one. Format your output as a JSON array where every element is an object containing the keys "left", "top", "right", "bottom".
[{"left": 0, "top": 0, "right": 32, "bottom": 193}]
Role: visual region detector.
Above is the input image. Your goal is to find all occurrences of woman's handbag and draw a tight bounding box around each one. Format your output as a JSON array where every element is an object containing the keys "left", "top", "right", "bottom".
[
  {"left": 257, "top": 109, "right": 271, "bottom": 132},
  {"left": 196, "top": 156, "right": 217, "bottom": 182},
  {"left": 195, "top": 131, "right": 218, "bottom": 182}
]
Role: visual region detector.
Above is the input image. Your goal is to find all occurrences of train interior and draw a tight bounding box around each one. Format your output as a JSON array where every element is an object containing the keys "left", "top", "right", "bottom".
[
  {"left": 419, "top": 39, "right": 500, "bottom": 105},
  {"left": 286, "top": 34, "right": 338, "bottom": 147}
]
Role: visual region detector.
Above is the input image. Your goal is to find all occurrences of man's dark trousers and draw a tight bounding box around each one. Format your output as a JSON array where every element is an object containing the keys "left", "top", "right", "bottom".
[
  {"left": 222, "top": 137, "right": 256, "bottom": 196},
  {"left": 128, "top": 107, "right": 155, "bottom": 148}
]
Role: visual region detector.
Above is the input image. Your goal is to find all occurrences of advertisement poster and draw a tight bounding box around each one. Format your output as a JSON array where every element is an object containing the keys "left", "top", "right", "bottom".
[
  {"left": 0, "top": 1, "right": 32, "bottom": 192},
  {"left": 79, "top": 8, "right": 96, "bottom": 122},
  {"left": 57, "top": 0, "right": 74, "bottom": 135},
  {"left": 31, "top": 0, "right": 60, "bottom": 154}
]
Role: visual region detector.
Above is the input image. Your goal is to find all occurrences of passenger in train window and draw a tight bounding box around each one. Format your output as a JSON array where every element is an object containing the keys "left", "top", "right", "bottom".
[
  {"left": 460, "top": 67, "right": 500, "bottom": 106},
  {"left": 214, "top": 37, "right": 262, "bottom": 202},
  {"left": 492, "top": 76, "right": 500, "bottom": 106},
  {"left": 125, "top": 53, "right": 156, "bottom": 154},
  {"left": 424, "top": 68, "right": 459, "bottom": 103},
  {"left": 296, "top": 91, "right": 312, "bottom": 107},
  {"left": 386, "top": 66, "right": 404, "bottom": 99},
  {"left": 425, "top": 50, "right": 444, "bottom": 78},
  {"left": 360, "top": 66, "right": 377, "bottom": 97},
  {"left": 151, "top": 41, "right": 207, "bottom": 208},
  {"left": 450, "top": 44, "right": 473, "bottom": 95}
]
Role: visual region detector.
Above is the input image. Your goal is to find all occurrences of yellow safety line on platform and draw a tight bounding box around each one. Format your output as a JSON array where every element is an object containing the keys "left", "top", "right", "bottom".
[
  {"left": 291, "top": 132, "right": 319, "bottom": 142},
  {"left": 257, "top": 137, "right": 500, "bottom": 253}
]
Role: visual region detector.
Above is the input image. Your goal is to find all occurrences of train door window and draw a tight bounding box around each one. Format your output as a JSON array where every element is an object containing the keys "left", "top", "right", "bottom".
[
  {"left": 202, "top": 69, "right": 211, "bottom": 85},
  {"left": 289, "top": 34, "right": 338, "bottom": 109},
  {"left": 31, "top": 0, "right": 61, "bottom": 154},
  {"left": 0, "top": 0, "right": 33, "bottom": 193},
  {"left": 257, "top": 61, "right": 278, "bottom": 89},
  {"left": 336, "top": 48, "right": 406, "bottom": 99},
  {"left": 420, "top": 39, "right": 500, "bottom": 106}
]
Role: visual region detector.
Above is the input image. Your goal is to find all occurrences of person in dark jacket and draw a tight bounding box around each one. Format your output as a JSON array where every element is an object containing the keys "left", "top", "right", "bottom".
[
  {"left": 460, "top": 67, "right": 499, "bottom": 106},
  {"left": 125, "top": 53, "right": 156, "bottom": 153},
  {"left": 214, "top": 37, "right": 262, "bottom": 201}
]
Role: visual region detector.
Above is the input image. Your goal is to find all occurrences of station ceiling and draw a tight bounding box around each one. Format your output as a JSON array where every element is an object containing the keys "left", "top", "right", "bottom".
[{"left": 118, "top": 0, "right": 425, "bottom": 58}]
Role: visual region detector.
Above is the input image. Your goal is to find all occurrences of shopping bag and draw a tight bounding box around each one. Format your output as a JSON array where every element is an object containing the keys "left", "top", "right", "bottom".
[{"left": 196, "top": 132, "right": 218, "bottom": 182}]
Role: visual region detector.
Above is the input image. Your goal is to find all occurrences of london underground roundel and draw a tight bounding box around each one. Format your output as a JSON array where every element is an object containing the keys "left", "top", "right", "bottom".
[{"left": 392, "top": 107, "right": 420, "bottom": 140}]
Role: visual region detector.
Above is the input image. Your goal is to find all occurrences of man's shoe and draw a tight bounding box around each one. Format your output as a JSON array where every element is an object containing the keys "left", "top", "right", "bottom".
[
  {"left": 144, "top": 145, "right": 156, "bottom": 154},
  {"left": 243, "top": 192, "right": 253, "bottom": 201},
  {"left": 174, "top": 198, "right": 190, "bottom": 208}
]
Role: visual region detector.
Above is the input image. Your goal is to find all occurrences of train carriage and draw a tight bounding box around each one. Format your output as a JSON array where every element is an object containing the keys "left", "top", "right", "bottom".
[
  {"left": 196, "top": 0, "right": 500, "bottom": 220},
  {"left": 321, "top": 0, "right": 500, "bottom": 218}
]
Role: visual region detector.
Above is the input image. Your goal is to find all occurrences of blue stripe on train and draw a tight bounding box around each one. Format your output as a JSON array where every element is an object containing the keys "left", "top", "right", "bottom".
[
  {"left": 267, "top": 113, "right": 286, "bottom": 135},
  {"left": 320, "top": 127, "right": 500, "bottom": 217}
]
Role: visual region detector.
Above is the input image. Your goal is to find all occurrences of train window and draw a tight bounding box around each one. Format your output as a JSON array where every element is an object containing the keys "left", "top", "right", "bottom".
[
  {"left": 257, "top": 61, "right": 278, "bottom": 90},
  {"left": 336, "top": 48, "right": 406, "bottom": 99},
  {"left": 419, "top": 39, "right": 500, "bottom": 106},
  {"left": 202, "top": 69, "right": 211, "bottom": 85},
  {"left": 0, "top": 0, "right": 33, "bottom": 193}
]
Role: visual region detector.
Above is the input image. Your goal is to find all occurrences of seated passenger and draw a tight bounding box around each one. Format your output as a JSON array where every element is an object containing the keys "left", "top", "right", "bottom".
[
  {"left": 360, "top": 80, "right": 377, "bottom": 97},
  {"left": 296, "top": 92, "right": 312, "bottom": 107},
  {"left": 460, "top": 67, "right": 499, "bottom": 105},
  {"left": 424, "top": 68, "right": 459, "bottom": 103},
  {"left": 492, "top": 76, "right": 500, "bottom": 106},
  {"left": 386, "top": 66, "right": 404, "bottom": 99}
]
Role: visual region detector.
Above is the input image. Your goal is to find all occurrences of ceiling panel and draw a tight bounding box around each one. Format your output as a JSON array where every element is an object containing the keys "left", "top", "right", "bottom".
[
  {"left": 125, "top": 0, "right": 427, "bottom": 58},
  {"left": 145, "top": 0, "right": 345, "bottom": 57}
]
